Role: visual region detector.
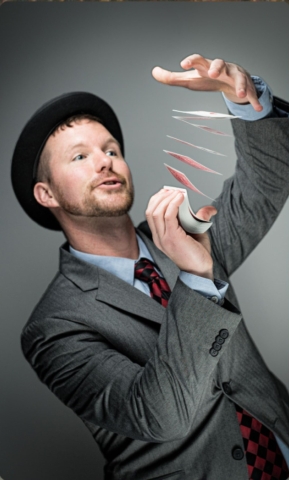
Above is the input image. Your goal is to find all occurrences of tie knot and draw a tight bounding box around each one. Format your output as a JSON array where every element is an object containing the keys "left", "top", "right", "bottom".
[
  {"left": 134, "top": 257, "right": 171, "bottom": 307},
  {"left": 134, "top": 258, "right": 159, "bottom": 283}
]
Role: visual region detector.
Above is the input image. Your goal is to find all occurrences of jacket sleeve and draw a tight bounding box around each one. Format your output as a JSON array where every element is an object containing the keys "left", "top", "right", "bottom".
[
  {"left": 209, "top": 97, "right": 289, "bottom": 277},
  {"left": 21, "top": 278, "right": 242, "bottom": 443}
]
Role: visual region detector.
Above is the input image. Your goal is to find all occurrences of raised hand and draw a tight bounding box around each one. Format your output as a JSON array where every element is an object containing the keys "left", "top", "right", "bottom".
[{"left": 152, "top": 53, "right": 262, "bottom": 112}]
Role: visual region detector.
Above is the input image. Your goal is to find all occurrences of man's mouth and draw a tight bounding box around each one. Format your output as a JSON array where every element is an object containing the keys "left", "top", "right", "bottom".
[
  {"left": 101, "top": 180, "right": 120, "bottom": 185},
  {"left": 96, "top": 177, "right": 124, "bottom": 189}
]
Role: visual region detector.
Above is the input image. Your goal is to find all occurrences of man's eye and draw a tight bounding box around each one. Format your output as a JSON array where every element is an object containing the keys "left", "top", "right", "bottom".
[
  {"left": 106, "top": 150, "right": 117, "bottom": 157},
  {"left": 73, "top": 154, "right": 85, "bottom": 161}
]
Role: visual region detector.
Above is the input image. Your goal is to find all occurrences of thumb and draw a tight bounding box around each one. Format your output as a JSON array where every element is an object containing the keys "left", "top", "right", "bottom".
[
  {"left": 195, "top": 205, "right": 217, "bottom": 222},
  {"left": 152, "top": 66, "right": 176, "bottom": 85},
  {"left": 152, "top": 66, "right": 191, "bottom": 86}
]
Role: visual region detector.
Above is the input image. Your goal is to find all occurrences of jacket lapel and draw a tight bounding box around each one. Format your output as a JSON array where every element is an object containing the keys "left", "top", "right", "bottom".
[
  {"left": 96, "top": 267, "right": 165, "bottom": 324},
  {"left": 59, "top": 233, "right": 180, "bottom": 326}
]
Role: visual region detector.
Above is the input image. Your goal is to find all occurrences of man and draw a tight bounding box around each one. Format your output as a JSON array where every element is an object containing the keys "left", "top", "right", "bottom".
[{"left": 12, "top": 54, "right": 289, "bottom": 480}]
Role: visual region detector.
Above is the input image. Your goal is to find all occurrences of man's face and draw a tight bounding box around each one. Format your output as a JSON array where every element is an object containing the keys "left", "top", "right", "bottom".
[{"left": 39, "top": 119, "right": 134, "bottom": 219}]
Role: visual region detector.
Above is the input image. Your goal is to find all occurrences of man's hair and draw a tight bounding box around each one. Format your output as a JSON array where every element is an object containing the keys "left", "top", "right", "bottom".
[{"left": 36, "top": 113, "right": 102, "bottom": 183}]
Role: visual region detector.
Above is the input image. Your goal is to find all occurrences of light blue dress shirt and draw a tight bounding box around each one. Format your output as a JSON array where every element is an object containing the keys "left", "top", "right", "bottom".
[
  {"left": 70, "top": 234, "right": 228, "bottom": 304},
  {"left": 69, "top": 77, "right": 289, "bottom": 465}
]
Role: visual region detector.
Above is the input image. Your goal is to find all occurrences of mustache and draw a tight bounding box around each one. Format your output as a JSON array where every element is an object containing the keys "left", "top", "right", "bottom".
[{"left": 89, "top": 172, "right": 127, "bottom": 190}]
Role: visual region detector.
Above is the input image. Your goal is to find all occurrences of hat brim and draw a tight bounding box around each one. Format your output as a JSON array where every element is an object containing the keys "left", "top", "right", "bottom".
[{"left": 11, "top": 92, "right": 124, "bottom": 230}]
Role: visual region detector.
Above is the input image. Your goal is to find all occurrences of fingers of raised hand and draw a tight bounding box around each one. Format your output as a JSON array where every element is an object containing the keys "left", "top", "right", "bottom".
[
  {"left": 208, "top": 58, "right": 227, "bottom": 79},
  {"left": 229, "top": 66, "right": 263, "bottom": 111},
  {"left": 152, "top": 56, "right": 233, "bottom": 90},
  {"left": 243, "top": 77, "right": 263, "bottom": 111},
  {"left": 180, "top": 53, "right": 211, "bottom": 71},
  {"left": 231, "top": 68, "right": 248, "bottom": 98},
  {"left": 151, "top": 66, "right": 198, "bottom": 87},
  {"left": 181, "top": 54, "right": 227, "bottom": 79}
]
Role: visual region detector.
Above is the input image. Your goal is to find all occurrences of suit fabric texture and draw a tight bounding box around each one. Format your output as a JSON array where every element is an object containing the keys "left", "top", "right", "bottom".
[{"left": 21, "top": 98, "right": 289, "bottom": 480}]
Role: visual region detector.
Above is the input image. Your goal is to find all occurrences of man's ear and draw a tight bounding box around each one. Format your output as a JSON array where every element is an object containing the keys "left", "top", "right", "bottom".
[{"left": 33, "top": 182, "right": 59, "bottom": 208}]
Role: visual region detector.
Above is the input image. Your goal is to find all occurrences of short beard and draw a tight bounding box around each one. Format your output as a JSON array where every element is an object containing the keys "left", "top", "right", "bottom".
[{"left": 53, "top": 179, "right": 134, "bottom": 219}]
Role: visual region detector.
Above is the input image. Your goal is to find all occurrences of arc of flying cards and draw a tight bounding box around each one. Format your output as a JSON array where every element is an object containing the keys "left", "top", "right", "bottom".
[{"left": 164, "top": 110, "right": 240, "bottom": 233}]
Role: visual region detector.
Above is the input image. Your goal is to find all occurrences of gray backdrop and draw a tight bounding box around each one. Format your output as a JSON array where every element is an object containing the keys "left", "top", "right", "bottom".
[{"left": 0, "top": 3, "right": 288, "bottom": 479}]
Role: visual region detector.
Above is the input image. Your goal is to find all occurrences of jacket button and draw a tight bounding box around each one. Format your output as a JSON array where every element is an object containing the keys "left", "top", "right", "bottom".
[
  {"left": 222, "top": 382, "right": 232, "bottom": 395},
  {"left": 209, "top": 348, "right": 218, "bottom": 357},
  {"left": 215, "top": 335, "right": 225, "bottom": 345},
  {"left": 232, "top": 446, "right": 244, "bottom": 460},
  {"left": 219, "top": 329, "right": 229, "bottom": 339},
  {"left": 212, "top": 342, "right": 222, "bottom": 351}
]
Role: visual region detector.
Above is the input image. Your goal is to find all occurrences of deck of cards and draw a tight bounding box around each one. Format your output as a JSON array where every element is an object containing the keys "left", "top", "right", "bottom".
[{"left": 163, "top": 186, "right": 212, "bottom": 234}]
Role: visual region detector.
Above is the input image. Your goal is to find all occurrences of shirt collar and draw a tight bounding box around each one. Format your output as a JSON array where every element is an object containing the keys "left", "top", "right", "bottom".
[{"left": 69, "top": 234, "right": 154, "bottom": 286}]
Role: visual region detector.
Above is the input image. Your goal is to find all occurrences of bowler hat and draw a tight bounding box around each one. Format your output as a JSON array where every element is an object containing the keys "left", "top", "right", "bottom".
[{"left": 11, "top": 92, "right": 124, "bottom": 230}]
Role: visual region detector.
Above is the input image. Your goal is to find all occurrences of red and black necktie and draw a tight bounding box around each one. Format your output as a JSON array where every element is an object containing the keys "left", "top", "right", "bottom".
[
  {"left": 134, "top": 257, "right": 171, "bottom": 308},
  {"left": 135, "top": 257, "right": 289, "bottom": 480},
  {"left": 235, "top": 405, "right": 289, "bottom": 480}
]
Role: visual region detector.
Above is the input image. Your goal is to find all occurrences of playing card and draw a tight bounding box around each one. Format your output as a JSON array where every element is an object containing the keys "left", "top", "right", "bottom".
[
  {"left": 163, "top": 150, "right": 222, "bottom": 175},
  {"left": 173, "top": 118, "right": 232, "bottom": 136},
  {"left": 172, "top": 110, "right": 241, "bottom": 119},
  {"left": 164, "top": 163, "right": 215, "bottom": 201},
  {"left": 163, "top": 186, "right": 212, "bottom": 234},
  {"left": 173, "top": 116, "right": 213, "bottom": 120},
  {"left": 166, "top": 135, "right": 226, "bottom": 156}
]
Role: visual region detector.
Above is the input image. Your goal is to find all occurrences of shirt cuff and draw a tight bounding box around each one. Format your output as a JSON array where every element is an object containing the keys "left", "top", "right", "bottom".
[
  {"left": 222, "top": 76, "right": 273, "bottom": 121},
  {"left": 179, "top": 271, "right": 229, "bottom": 306}
]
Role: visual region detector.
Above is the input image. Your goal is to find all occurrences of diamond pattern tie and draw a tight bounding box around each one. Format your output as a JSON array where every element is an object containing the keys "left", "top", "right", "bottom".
[
  {"left": 134, "top": 257, "right": 171, "bottom": 307},
  {"left": 235, "top": 405, "right": 289, "bottom": 479}
]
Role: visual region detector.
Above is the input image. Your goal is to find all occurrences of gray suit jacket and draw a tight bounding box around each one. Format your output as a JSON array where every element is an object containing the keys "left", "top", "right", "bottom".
[{"left": 22, "top": 98, "right": 289, "bottom": 480}]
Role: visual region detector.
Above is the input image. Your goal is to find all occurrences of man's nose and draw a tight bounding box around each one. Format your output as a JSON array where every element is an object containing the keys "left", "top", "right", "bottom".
[{"left": 93, "top": 151, "right": 113, "bottom": 171}]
